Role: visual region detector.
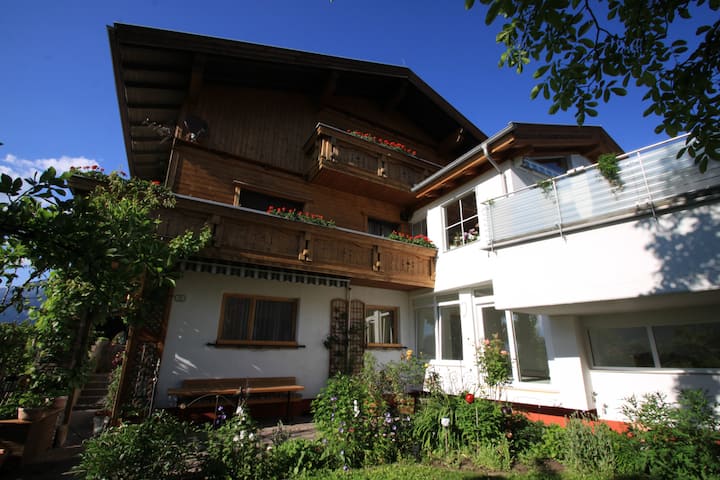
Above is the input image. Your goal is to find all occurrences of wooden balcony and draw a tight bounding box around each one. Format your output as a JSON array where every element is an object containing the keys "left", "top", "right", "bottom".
[
  {"left": 304, "top": 123, "right": 441, "bottom": 205},
  {"left": 158, "top": 195, "right": 437, "bottom": 290}
]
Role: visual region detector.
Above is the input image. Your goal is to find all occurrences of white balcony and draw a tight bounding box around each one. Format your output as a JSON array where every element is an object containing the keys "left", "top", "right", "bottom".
[{"left": 479, "top": 136, "right": 720, "bottom": 249}]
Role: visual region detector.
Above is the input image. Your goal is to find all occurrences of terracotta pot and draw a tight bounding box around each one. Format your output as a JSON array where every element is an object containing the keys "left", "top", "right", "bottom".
[
  {"left": 51, "top": 395, "right": 68, "bottom": 409},
  {"left": 17, "top": 407, "right": 48, "bottom": 422}
]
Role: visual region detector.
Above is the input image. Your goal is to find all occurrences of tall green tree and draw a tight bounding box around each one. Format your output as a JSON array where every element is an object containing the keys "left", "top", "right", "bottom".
[
  {"left": 0, "top": 168, "right": 210, "bottom": 392},
  {"left": 465, "top": 0, "right": 719, "bottom": 171}
]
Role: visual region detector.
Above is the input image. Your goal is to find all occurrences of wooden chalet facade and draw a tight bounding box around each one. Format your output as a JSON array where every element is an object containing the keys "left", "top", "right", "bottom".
[
  {"left": 109, "top": 24, "right": 674, "bottom": 421},
  {"left": 107, "top": 23, "right": 489, "bottom": 412}
]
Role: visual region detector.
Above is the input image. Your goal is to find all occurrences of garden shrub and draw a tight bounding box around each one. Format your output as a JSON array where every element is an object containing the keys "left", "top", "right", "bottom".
[
  {"left": 453, "top": 396, "right": 506, "bottom": 446},
  {"left": 411, "top": 392, "right": 462, "bottom": 454},
  {"left": 562, "top": 415, "right": 620, "bottom": 479},
  {"left": 75, "top": 411, "right": 202, "bottom": 479},
  {"left": 204, "top": 405, "right": 265, "bottom": 480},
  {"left": 265, "top": 438, "right": 333, "bottom": 479},
  {"left": 622, "top": 389, "right": 720, "bottom": 479},
  {"left": 518, "top": 422, "right": 566, "bottom": 464},
  {"left": 313, "top": 373, "right": 396, "bottom": 468}
]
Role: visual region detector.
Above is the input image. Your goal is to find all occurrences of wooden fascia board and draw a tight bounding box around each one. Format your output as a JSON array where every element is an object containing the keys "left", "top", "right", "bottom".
[
  {"left": 107, "top": 25, "right": 137, "bottom": 178},
  {"left": 414, "top": 154, "right": 487, "bottom": 198}
]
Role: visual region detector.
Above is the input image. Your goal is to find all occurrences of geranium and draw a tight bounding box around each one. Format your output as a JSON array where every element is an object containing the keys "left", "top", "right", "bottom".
[
  {"left": 266, "top": 206, "right": 335, "bottom": 227},
  {"left": 387, "top": 231, "right": 436, "bottom": 249},
  {"left": 346, "top": 130, "right": 417, "bottom": 156}
]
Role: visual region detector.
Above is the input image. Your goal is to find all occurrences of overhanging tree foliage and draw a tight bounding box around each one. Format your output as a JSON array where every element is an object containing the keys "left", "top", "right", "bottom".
[
  {"left": 0, "top": 168, "right": 210, "bottom": 399},
  {"left": 465, "top": 0, "right": 720, "bottom": 171}
]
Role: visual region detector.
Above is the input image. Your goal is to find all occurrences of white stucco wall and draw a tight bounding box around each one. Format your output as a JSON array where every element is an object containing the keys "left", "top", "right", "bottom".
[
  {"left": 490, "top": 203, "right": 720, "bottom": 311},
  {"left": 155, "top": 271, "right": 412, "bottom": 408},
  {"left": 590, "top": 370, "right": 720, "bottom": 422},
  {"left": 420, "top": 160, "right": 720, "bottom": 420}
]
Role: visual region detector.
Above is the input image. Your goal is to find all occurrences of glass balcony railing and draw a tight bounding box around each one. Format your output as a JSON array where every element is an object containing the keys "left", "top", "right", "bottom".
[{"left": 478, "top": 135, "right": 720, "bottom": 249}]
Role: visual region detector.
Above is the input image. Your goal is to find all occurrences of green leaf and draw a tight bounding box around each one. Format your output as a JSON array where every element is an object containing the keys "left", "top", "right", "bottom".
[
  {"left": 530, "top": 84, "right": 541, "bottom": 99},
  {"left": 533, "top": 64, "right": 550, "bottom": 79}
]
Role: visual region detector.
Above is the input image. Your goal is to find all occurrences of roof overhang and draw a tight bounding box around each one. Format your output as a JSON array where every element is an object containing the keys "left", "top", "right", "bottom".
[
  {"left": 413, "top": 122, "right": 623, "bottom": 200},
  {"left": 108, "top": 23, "right": 486, "bottom": 181}
]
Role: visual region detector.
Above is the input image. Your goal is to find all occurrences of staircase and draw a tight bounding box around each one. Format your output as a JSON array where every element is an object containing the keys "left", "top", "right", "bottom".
[{"left": 74, "top": 373, "right": 110, "bottom": 411}]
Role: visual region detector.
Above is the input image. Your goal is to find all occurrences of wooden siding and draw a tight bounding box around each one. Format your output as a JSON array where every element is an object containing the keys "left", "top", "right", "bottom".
[
  {"left": 157, "top": 197, "right": 436, "bottom": 290},
  {"left": 188, "top": 85, "right": 451, "bottom": 177},
  {"left": 170, "top": 145, "right": 412, "bottom": 233}
]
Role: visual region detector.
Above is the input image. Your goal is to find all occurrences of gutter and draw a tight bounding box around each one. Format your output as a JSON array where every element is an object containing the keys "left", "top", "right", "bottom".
[{"left": 411, "top": 122, "right": 516, "bottom": 193}]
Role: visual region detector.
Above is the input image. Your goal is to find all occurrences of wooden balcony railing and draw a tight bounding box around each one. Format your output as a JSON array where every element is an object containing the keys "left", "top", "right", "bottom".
[
  {"left": 158, "top": 195, "right": 437, "bottom": 289},
  {"left": 304, "top": 123, "right": 442, "bottom": 205}
]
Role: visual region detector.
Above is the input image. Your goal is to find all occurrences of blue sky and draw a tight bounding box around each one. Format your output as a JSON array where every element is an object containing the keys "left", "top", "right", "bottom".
[{"left": 0, "top": 0, "right": 707, "bottom": 179}]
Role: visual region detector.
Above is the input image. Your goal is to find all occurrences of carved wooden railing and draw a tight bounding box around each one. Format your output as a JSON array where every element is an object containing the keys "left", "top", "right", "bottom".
[
  {"left": 158, "top": 195, "right": 437, "bottom": 289},
  {"left": 304, "top": 123, "right": 441, "bottom": 201}
]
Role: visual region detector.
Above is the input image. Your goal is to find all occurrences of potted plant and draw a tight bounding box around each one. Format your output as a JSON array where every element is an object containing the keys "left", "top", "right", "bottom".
[{"left": 17, "top": 391, "right": 52, "bottom": 422}]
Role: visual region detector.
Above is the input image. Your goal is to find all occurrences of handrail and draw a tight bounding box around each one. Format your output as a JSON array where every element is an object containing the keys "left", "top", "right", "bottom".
[{"left": 478, "top": 135, "right": 720, "bottom": 248}]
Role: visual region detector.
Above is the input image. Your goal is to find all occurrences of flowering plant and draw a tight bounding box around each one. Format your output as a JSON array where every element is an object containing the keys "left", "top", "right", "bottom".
[
  {"left": 266, "top": 206, "right": 335, "bottom": 227},
  {"left": 388, "top": 231, "right": 436, "bottom": 249},
  {"left": 476, "top": 333, "right": 511, "bottom": 399},
  {"left": 346, "top": 130, "right": 417, "bottom": 156},
  {"left": 452, "top": 227, "right": 479, "bottom": 247}
]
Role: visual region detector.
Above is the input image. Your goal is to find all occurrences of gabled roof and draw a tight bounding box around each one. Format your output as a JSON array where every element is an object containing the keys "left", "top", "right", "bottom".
[
  {"left": 413, "top": 122, "right": 623, "bottom": 200},
  {"left": 107, "top": 23, "right": 487, "bottom": 180}
]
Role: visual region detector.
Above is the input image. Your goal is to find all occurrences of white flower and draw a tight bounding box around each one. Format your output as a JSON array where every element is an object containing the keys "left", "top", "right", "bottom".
[
  {"left": 248, "top": 433, "right": 255, "bottom": 441},
  {"left": 233, "top": 435, "right": 240, "bottom": 442},
  {"left": 353, "top": 399, "right": 360, "bottom": 418},
  {"left": 440, "top": 417, "right": 450, "bottom": 428},
  {"left": 239, "top": 430, "right": 246, "bottom": 440},
  {"left": 235, "top": 405, "right": 245, "bottom": 416}
]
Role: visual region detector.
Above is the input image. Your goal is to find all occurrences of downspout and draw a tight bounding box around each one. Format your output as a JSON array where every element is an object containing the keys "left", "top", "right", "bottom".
[{"left": 483, "top": 143, "right": 508, "bottom": 195}]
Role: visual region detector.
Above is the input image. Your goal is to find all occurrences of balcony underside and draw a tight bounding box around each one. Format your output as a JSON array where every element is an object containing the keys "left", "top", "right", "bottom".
[{"left": 158, "top": 196, "right": 437, "bottom": 290}]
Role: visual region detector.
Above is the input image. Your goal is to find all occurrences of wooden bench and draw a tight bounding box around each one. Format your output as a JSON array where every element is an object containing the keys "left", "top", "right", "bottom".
[{"left": 167, "top": 377, "right": 304, "bottom": 420}]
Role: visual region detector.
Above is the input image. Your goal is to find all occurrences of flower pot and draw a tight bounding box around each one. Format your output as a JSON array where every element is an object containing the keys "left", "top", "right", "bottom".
[
  {"left": 18, "top": 407, "right": 48, "bottom": 422},
  {"left": 51, "top": 395, "right": 68, "bottom": 409}
]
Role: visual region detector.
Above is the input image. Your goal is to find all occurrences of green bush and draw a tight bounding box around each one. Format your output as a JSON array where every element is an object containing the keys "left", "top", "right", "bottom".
[
  {"left": 204, "top": 405, "right": 265, "bottom": 480},
  {"left": 622, "top": 389, "right": 720, "bottom": 479},
  {"left": 75, "top": 412, "right": 202, "bottom": 479},
  {"left": 562, "top": 415, "right": 619, "bottom": 478},
  {"left": 265, "top": 438, "right": 333, "bottom": 479},
  {"left": 312, "top": 373, "right": 386, "bottom": 468}
]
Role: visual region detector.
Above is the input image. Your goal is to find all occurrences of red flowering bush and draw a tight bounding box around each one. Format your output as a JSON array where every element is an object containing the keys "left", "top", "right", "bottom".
[{"left": 346, "top": 130, "right": 417, "bottom": 156}]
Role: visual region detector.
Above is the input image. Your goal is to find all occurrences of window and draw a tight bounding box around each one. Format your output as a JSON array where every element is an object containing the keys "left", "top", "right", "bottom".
[
  {"left": 439, "top": 304, "right": 463, "bottom": 360},
  {"left": 414, "top": 306, "right": 436, "bottom": 359},
  {"left": 444, "top": 191, "right": 479, "bottom": 249},
  {"left": 218, "top": 294, "right": 297, "bottom": 345},
  {"left": 235, "top": 188, "right": 303, "bottom": 212},
  {"left": 479, "top": 302, "right": 551, "bottom": 384},
  {"left": 368, "top": 218, "right": 399, "bottom": 237},
  {"left": 512, "top": 313, "right": 551, "bottom": 382},
  {"left": 411, "top": 218, "right": 428, "bottom": 237},
  {"left": 365, "top": 306, "right": 399, "bottom": 346},
  {"left": 588, "top": 322, "right": 720, "bottom": 369}
]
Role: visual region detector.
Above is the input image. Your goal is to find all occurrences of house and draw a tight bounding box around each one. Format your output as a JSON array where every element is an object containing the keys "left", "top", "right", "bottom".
[{"left": 107, "top": 24, "right": 720, "bottom": 423}]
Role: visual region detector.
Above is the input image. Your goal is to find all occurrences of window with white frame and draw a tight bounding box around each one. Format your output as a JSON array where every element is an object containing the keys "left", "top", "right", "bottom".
[
  {"left": 413, "top": 296, "right": 463, "bottom": 361},
  {"left": 444, "top": 191, "right": 479, "bottom": 249},
  {"left": 584, "top": 306, "right": 720, "bottom": 369},
  {"left": 218, "top": 294, "right": 297, "bottom": 345},
  {"left": 365, "top": 306, "right": 399, "bottom": 346},
  {"left": 476, "top": 292, "right": 551, "bottom": 384}
]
